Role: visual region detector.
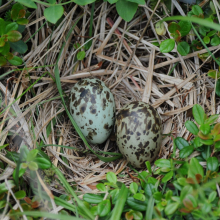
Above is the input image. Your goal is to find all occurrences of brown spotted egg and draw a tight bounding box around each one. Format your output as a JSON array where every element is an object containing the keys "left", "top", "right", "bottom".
[
  {"left": 70, "top": 78, "right": 115, "bottom": 144},
  {"left": 115, "top": 101, "right": 162, "bottom": 168}
]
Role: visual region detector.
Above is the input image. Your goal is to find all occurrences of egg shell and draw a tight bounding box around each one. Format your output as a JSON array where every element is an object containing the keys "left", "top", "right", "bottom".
[
  {"left": 115, "top": 101, "right": 162, "bottom": 168},
  {"left": 70, "top": 78, "right": 115, "bottom": 144}
]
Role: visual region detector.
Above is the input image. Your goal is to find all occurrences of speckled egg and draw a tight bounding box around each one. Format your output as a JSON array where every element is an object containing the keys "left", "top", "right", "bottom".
[
  {"left": 115, "top": 101, "right": 162, "bottom": 168},
  {"left": 70, "top": 78, "right": 115, "bottom": 144}
]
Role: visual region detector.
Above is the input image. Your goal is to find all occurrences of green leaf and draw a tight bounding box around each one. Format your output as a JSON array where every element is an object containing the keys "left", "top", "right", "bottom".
[
  {"left": 145, "top": 161, "right": 152, "bottom": 174},
  {"left": 168, "top": 22, "right": 180, "bottom": 34},
  {"left": 208, "top": 191, "right": 217, "bottom": 202},
  {"left": 164, "top": 202, "right": 179, "bottom": 216},
  {"left": 162, "top": 171, "right": 173, "bottom": 183},
  {"left": 0, "top": 180, "right": 15, "bottom": 194},
  {"left": 13, "top": 166, "right": 26, "bottom": 180},
  {"left": 180, "top": 185, "right": 193, "bottom": 201},
  {"left": 188, "top": 157, "right": 204, "bottom": 178},
  {"left": 44, "top": 5, "right": 64, "bottom": 24},
  {"left": 5, "top": 52, "right": 13, "bottom": 60},
  {"left": 174, "top": 137, "right": 189, "bottom": 150},
  {"left": 0, "top": 18, "right": 6, "bottom": 35},
  {"left": 127, "top": 0, "right": 145, "bottom": 4},
  {"left": 16, "top": 0, "right": 37, "bottom": 9},
  {"left": 185, "top": 121, "right": 199, "bottom": 135},
  {"left": 97, "top": 199, "right": 111, "bottom": 217},
  {"left": 7, "top": 30, "right": 22, "bottom": 42},
  {"left": 179, "top": 145, "right": 194, "bottom": 158},
  {"left": 14, "top": 190, "right": 26, "bottom": 199},
  {"left": 46, "top": 0, "right": 56, "bottom": 3},
  {"left": 77, "top": 51, "right": 85, "bottom": 60},
  {"left": 207, "top": 157, "right": 218, "bottom": 171},
  {"left": 90, "top": 206, "right": 98, "bottom": 216},
  {"left": 192, "top": 5, "right": 203, "bottom": 16},
  {"left": 0, "top": 144, "right": 9, "bottom": 150},
  {"left": 28, "top": 161, "right": 38, "bottom": 171},
  {"left": 106, "top": 172, "right": 117, "bottom": 184},
  {"left": 9, "top": 40, "right": 28, "bottom": 54},
  {"left": 116, "top": 0, "right": 138, "bottom": 22},
  {"left": 26, "top": 149, "right": 39, "bottom": 162},
  {"left": 154, "top": 159, "right": 171, "bottom": 168},
  {"left": 130, "top": 182, "right": 138, "bottom": 194},
  {"left": 133, "top": 193, "right": 145, "bottom": 201},
  {"left": 215, "top": 141, "right": 220, "bottom": 149},
  {"left": 203, "top": 36, "right": 210, "bottom": 44},
  {"left": 107, "top": 0, "right": 118, "bottom": 3},
  {"left": 0, "top": 56, "right": 7, "bottom": 66},
  {"left": 211, "top": 35, "right": 220, "bottom": 46},
  {"left": 155, "top": 21, "right": 166, "bottom": 36},
  {"left": 0, "top": 201, "right": 6, "bottom": 209},
  {"left": 207, "top": 70, "right": 220, "bottom": 79},
  {"left": 207, "top": 30, "right": 217, "bottom": 37},
  {"left": 34, "top": 157, "right": 51, "bottom": 169},
  {"left": 205, "top": 114, "right": 219, "bottom": 124},
  {"left": 17, "top": 18, "right": 29, "bottom": 25},
  {"left": 192, "top": 104, "right": 205, "bottom": 125},
  {"left": 74, "top": 0, "right": 96, "bottom": 5},
  {"left": 200, "top": 139, "right": 214, "bottom": 145},
  {"left": 0, "top": 42, "right": 10, "bottom": 55},
  {"left": 96, "top": 183, "right": 106, "bottom": 192},
  {"left": 5, "top": 22, "right": 18, "bottom": 33},
  {"left": 178, "top": 20, "right": 191, "bottom": 37},
  {"left": 126, "top": 197, "right": 147, "bottom": 211},
  {"left": 83, "top": 194, "right": 104, "bottom": 204},
  {"left": 200, "top": 124, "right": 211, "bottom": 135},
  {"left": 0, "top": 37, "right": 6, "bottom": 47},
  {"left": 177, "top": 41, "right": 190, "bottom": 56},
  {"left": 216, "top": 79, "right": 220, "bottom": 97},
  {"left": 160, "top": 39, "right": 175, "bottom": 53}
]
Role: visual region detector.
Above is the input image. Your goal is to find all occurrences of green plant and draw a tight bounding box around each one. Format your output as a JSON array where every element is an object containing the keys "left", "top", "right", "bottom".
[
  {"left": 207, "top": 69, "right": 220, "bottom": 97},
  {"left": 0, "top": 3, "right": 29, "bottom": 66}
]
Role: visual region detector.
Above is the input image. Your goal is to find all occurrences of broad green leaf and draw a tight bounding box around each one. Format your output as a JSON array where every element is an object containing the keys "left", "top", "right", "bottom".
[
  {"left": 162, "top": 171, "right": 173, "bottom": 183},
  {"left": 13, "top": 166, "right": 26, "bottom": 180},
  {"left": 106, "top": 172, "right": 117, "bottom": 184},
  {"left": 185, "top": 194, "right": 197, "bottom": 208},
  {"left": 207, "top": 70, "right": 220, "bottom": 79},
  {"left": 77, "top": 51, "right": 85, "bottom": 60},
  {"left": 0, "top": 37, "right": 5, "bottom": 47},
  {"left": 192, "top": 104, "right": 205, "bottom": 125},
  {"left": 107, "top": 0, "right": 118, "bottom": 3},
  {"left": 17, "top": 18, "right": 29, "bottom": 25},
  {"left": 205, "top": 114, "right": 219, "bottom": 125},
  {"left": 160, "top": 39, "right": 175, "bottom": 53},
  {"left": 211, "top": 35, "right": 220, "bottom": 46},
  {"left": 90, "top": 206, "right": 98, "bottom": 215},
  {"left": 26, "top": 149, "right": 39, "bottom": 162},
  {"left": 0, "top": 180, "right": 15, "bottom": 194},
  {"left": 179, "top": 145, "right": 194, "bottom": 158},
  {"left": 216, "top": 79, "right": 220, "bottom": 97},
  {"left": 127, "top": 0, "right": 145, "bottom": 4},
  {"left": 44, "top": 5, "right": 64, "bottom": 24},
  {"left": 207, "top": 157, "right": 218, "bottom": 171},
  {"left": 126, "top": 197, "right": 147, "bottom": 211},
  {"left": 0, "top": 42, "right": 10, "bottom": 55},
  {"left": 0, "top": 201, "right": 6, "bottom": 209},
  {"left": 28, "top": 161, "right": 38, "bottom": 171},
  {"left": 74, "top": 0, "right": 96, "bottom": 5},
  {"left": 144, "top": 183, "right": 155, "bottom": 197},
  {"left": 174, "top": 137, "right": 189, "bottom": 150},
  {"left": 208, "top": 191, "right": 217, "bottom": 202},
  {"left": 0, "top": 144, "right": 9, "bottom": 150},
  {"left": 178, "top": 20, "right": 191, "bottom": 37},
  {"left": 96, "top": 183, "right": 106, "bottom": 192},
  {"left": 200, "top": 139, "right": 214, "bottom": 145},
  {"left": 110, "top": 188, "right": 120, "bottom": 205},
  {"left": 145, "top": 161, "right": 152, "bottom": 174},
  {"left": 164, "top": 202, "right": 179, "bottom": 216},
  {"left": 130, "top": 182, "right": 138, "bottom": 194},
  {"left": 177, "top": 41, "right": 190, "bottom": 56},
  {"left": 153, "top": 191, "right": 162, "bottom": 201},
  {"left": 97, "top": 199, "right": 111, "bottom": 217},
  {"left": 207, "top": 30, "right": 217, "bottom": 37},
  {"left": 5, "top": 22, "right": 18, "bottom": 33},
  {"left": 168, "top": 22, "right": 180, "bottom": 34},
  {"left": 83, "top": 194, "right": 104, "bottom": 204},
  {"left": 9, "top": 40, "right": 28, "bottom": 54},
  {"left": 215, "top": 141, "right": 220, "bottom": 149},
  {"left": 0, "top": 18, "right": 6, "bottom": 35},
  {"left": 185, "top": 121, "right": 199, "bottom": 135},
  {"left": 203, "top": 36, "right": 210, "bottom": 44},
  {"left": 133, "top": 193, "right": 145, "bottom": 201},
  {"left": 180, "top": 185, "right": 193, "bottom": 201},
  {"left": 46, "top": 0, "right": 56, "bottom": 3},
  {"left": 5, "top": 52, "right": 13, "bottom": 60},
  {"left": 200, "top": 124, "right": 211, "bottom": 135},
  {"left": 199, "top": 27, "right": 207, "bottom": 36},
  {"left": 192, "top": 5, "right": 203, "bottom": 16},
  {"left": 16, "top": 0, "right": 37, "bottom": 9},
  {"left": 14, "top": 190, "right": 26, "bottom": 199},
  {"left": 0, "top": 56, "right": 7, "bottom": 66},
  {"left": 34, "top": 157, "right": 51, "bottom": 169},
  {"left": 7, "top": 30, "right": 22, "bottom": 42},
  {"left": 154, "top": 159, "right": 171, "bottom": 168},
  {"left": 188, "top": 157, "right": 204, "bottom": 178},
  {"left": 116, "top": 0, "right": 138, "bottom": 22}
]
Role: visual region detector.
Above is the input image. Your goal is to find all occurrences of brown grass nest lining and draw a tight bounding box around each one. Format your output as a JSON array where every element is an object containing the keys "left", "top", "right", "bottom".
[{"left": 0, "top": 1, "right": 220, "bottom": 195}]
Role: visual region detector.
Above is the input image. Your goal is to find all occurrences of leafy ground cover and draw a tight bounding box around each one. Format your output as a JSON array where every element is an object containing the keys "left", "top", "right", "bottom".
[{"left": 0, "top": 0, "right": 220, "bottom": 219}]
